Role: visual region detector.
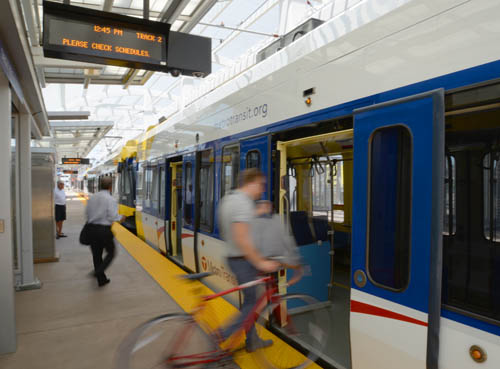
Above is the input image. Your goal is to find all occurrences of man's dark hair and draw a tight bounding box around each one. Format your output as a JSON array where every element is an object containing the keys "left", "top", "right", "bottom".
[
  {"left": 100, "top": 177, "right": 113, "bottom": 190},
  {"left": 239, "top": 168, "right": 265, "bottom": 187}
]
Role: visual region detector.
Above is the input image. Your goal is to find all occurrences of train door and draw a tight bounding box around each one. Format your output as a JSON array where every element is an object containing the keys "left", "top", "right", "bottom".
[
  {"left": 157, "top": 162, "right": 168, "bottom": 254},
  {"left": 169, "top": 161, "right": 183, "bottom": 263},
  {"left": 240, "top": 135, "right": 270, "bottom": 198},
  {"left": 182, "top": 153, "right": 196, "bottom": 271},
  {"left": 276, "top": 129, "right": 353, "bottom": 368},
  {"left": 350, "top": 90, "right": 444, "bottom": 369},
  {"left": 195, "top": 147, "right": 215, "bottom": 277},
  {"left": 142, "top": 162, "right": 160, "bottom": 250}
]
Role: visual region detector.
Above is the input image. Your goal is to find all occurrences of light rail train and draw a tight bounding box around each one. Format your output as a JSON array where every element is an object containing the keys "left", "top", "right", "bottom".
[{"left": 85, "top": 0, "right": 500, "bottom": 368}]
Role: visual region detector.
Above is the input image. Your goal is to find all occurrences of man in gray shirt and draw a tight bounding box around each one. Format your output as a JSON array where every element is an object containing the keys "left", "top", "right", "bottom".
[
  {"left": 217, "top": 169, "right": 279, "bottom": 352},
  {"left": 86, "top": 177, "right": 125, "bottom": 287}
]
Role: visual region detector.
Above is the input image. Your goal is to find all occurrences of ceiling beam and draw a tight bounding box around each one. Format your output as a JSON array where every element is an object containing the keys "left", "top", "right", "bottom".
[
  {"left": 36, "top": 1, "right": 162, "bottom": 18},
  {"left": 122, "top": 69, "right": 140, "bottom": 89},
  {"left": 179, "top": 0, "right": 218, "bottom": 33},
  {"left": 48, "top": 111, "right": 91, "bottom": 120},
  {"left": 44, "top": 75, "right": 136, "bottom": 85},
  {"left": 143, "top": 0, "right": 149, "bottom": 20},
  {"left": 43, "top": 137, "right": 100, "bottom": 144},
  {"left": 103, "top": 0, "right": 114, "bottom": 12},
  {"left": 32, "top": 47, "right": 105, "bottom": 69},
  {"left": 20, "top": 0, "right": 38, "bottom": 47},
  {"left": 50, "top": 120, "right": 113, "bottom": 128},
  {"left": 83, "top": 77, "right": 91, "bottom": 89},
  {"left": 159, "top": 0, "right": 189, "bottom": 24}
]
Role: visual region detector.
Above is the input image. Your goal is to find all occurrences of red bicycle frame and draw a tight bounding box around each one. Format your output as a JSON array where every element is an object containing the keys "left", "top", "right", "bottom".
[{"left": 167, "top": 274, "right": 282, "bottom": 367}]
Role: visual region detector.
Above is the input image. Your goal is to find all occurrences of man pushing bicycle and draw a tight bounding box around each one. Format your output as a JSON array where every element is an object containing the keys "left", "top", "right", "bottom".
[{"left": 217, "top": 168, "right": 302, "bottom": 352}]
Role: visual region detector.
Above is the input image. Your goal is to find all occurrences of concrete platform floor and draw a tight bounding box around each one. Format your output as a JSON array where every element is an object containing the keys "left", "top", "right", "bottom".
[{"left": 0, "top": 192, "right": 182, "bottom": 369}]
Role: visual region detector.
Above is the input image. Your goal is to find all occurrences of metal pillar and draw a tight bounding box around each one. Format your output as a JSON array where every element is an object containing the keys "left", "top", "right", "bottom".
[
  {"left": 16, "top": 113, "right": 41, "bottom": 290},
  {"left": 0, "top": 69, "right": 16, "bottom": 354}
]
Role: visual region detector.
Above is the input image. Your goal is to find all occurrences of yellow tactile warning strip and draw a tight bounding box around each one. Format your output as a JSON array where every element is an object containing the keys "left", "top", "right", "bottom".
[
  {"left": 112, "top": 223, "right": 322, "bottom": 369},
  {"left": 76, "top": 193, "right": 88, "bottom": 204}
]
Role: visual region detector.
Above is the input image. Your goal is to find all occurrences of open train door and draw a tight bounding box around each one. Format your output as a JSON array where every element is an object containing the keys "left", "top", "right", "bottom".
[
  {"left": 181, "top": 153, "right": 196, "bottom": 271},
  {"left": 351, "top": 90, "right": 444, "bottom": 369}
]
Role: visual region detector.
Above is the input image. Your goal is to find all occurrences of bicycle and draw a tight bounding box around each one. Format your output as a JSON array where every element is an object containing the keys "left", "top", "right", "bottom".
[{"left": 115, "top": 266, "right": 330, "bottom": 369}]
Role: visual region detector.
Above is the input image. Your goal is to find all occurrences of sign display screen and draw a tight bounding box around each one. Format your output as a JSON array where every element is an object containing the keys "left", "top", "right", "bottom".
[
  {"left": 61, "top": 158, "right": 90, "bottom": 165},
  {"left": 43, "top": 1, "right": 170, "bottom": 71}
]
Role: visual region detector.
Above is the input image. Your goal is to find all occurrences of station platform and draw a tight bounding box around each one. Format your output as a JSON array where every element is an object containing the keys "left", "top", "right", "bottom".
[
  {"left": 0, "top": 192, "right": 181, "bottom": 369},
  {"left": 0, "top": 192, "right": 321, "bottom": 369}
]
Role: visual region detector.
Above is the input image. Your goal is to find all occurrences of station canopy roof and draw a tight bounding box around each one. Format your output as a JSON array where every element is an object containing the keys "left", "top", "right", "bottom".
[{"left": 28, "top": 0, "right": 330, "bottom": 164}]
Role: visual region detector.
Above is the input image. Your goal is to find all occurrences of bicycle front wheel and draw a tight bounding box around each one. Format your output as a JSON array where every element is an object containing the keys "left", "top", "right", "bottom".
[
  {"left": 114, "top": 313, "right": 219, "bottom": 369},
  {"left": 252, "top": 294, "right": 331, "bottom": 369}
]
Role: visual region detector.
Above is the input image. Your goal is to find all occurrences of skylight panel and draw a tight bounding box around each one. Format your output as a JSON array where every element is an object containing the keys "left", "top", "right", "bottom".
[
  {"left": 171, "top": 20, "right": 185, "bottom": 31},
  {"left": 82, "top": 0, "right": 104, "bottom": 5},
  {"left": 102, "top": 66, "right": 129, "bottom": 75},
  {"left": 216, "top": 32, "right": 266, "bottom": 60},
  {"left": 114, "top": 0, "right": 133, "bottom": 7},
  {"left": 151, "top": 0, "right": 167, "bottom": 12},
  {"left": 211, "top": 0, "right": 267, "bottom": 27},
  {"left": 181, "top": 0, "right": 202, "bottom": 17},
  {"left": 247, "top": 3, "right": 280, "bottom": 34},
  {"left": 130, "top": 0, "right": 144, "bottom": 10}
]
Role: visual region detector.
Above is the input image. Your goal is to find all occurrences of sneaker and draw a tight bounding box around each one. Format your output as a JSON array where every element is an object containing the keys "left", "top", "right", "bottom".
[
  {"left": 59, "top": 234, "right": 68, "bottom": 238},
  {"left": 245, "top": 338, "right": 273, "bottom": 352}
]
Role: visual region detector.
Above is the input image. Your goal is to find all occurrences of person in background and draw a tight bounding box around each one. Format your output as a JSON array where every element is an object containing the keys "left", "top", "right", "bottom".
[
  {"left": 252, "top": 200, "right": 303, "bottom": 286},
  {"left": 217, "top": 169, "right": 279, "bottom": 352},
  {"left": 85, "top": 177, "right": 125, "bottom": 287},
  {"left": 54, "top": 180, "right": 67, "bottom": 239}
]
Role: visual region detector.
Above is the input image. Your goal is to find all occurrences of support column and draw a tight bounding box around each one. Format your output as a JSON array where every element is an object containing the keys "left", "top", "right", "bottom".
[
  {"left": 16, "top": 113, "right": 40, "bottom": 290},
  {"left": 0, "top": 69, "right": 16, "bottom": 354}
]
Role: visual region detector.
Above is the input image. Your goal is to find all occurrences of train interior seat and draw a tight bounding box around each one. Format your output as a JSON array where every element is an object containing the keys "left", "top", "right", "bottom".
[
  {"left": 290, "top": 211, "right": 316, "bottom": 246},
  {"left": 312, "top": 216, "right": 329, "bottom": 241},
  {"left": 288, "top": 211, "right": 331, "bottom": 303}
]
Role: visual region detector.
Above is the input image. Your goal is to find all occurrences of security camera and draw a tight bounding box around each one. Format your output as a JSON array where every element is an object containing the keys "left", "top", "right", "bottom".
[{"left": 170, "top": 69, "right": 181, "bottom": 77}]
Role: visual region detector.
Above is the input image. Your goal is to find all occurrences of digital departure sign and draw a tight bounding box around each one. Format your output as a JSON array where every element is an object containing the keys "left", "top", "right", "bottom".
[
  {"left": 61, "top": 158, "right": 90, "bottom": 165},
  {"left": 43, "top": 1, "right": 170, "bottom": 72}
]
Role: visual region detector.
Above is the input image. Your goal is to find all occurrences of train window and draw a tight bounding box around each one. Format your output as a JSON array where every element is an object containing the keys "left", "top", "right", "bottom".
[
  {"left": 199, "top": 150, "right": 215, "bottom": 231},
  {"left": 246, "top": 150, "right": 261, "bottom": 169},
  {"left": 288, "top": 167, "right": 298, "bottom": 212},
  {"left": 311, "top": 155, "right": 344, "bottom": 223},
  {"left": 124, "top": 168, "right": 131, "bottom": 196},
  {"left": 444, "top": 155, "right": 456, "bottom": 236},
  {"left": 368, "top": 126, "right": 412, "bottom": 291},
  {"left": 136, "top": 165, "right": 144, "bottom": 208},
  {"left": 160, "top": 166, "right": 166, "bottom": 217},
  {"left": 151, "top": 166, "right": 159, "bottom": 211},
  {"left": 483, "top": 152, "right": 500, "bottom": 241},
  {"left": 118, "top": 174, "right": 123, "bottom": 195},
  {"left": 184, "top": 163, "right": 193, "bottom": 225},
  {"left": 145, "top": 166, "right": 152, "bottom": 209},
  {"left": 221, "top": 145, "right": 239, "bottom": 197}
]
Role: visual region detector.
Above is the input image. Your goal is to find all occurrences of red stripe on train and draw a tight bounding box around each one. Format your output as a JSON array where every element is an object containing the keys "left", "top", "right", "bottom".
[
  {"left": 351, "top": 300, "right": 428, "bottom": 327},
  {"left": 181, "top": 234, "right": 194, "bottom": 239}
]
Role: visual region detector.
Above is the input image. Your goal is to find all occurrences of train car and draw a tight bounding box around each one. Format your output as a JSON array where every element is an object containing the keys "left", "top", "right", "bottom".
[
  {"left": 100, "top": 1, "right": 500, "bottom": 368},
  {"left": 90, "top": 140, "right": 138, "bottom": 233}
]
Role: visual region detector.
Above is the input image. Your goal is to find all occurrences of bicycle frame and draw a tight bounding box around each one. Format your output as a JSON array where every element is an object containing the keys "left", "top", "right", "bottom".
[{"left": 167, "top": 274, "right": 282, "bottom": 367}]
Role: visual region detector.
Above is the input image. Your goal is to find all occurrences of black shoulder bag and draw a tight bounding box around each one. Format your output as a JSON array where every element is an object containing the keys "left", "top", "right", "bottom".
[{"left": 79, "top": 223, "right": 92, "bottom": 245}]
